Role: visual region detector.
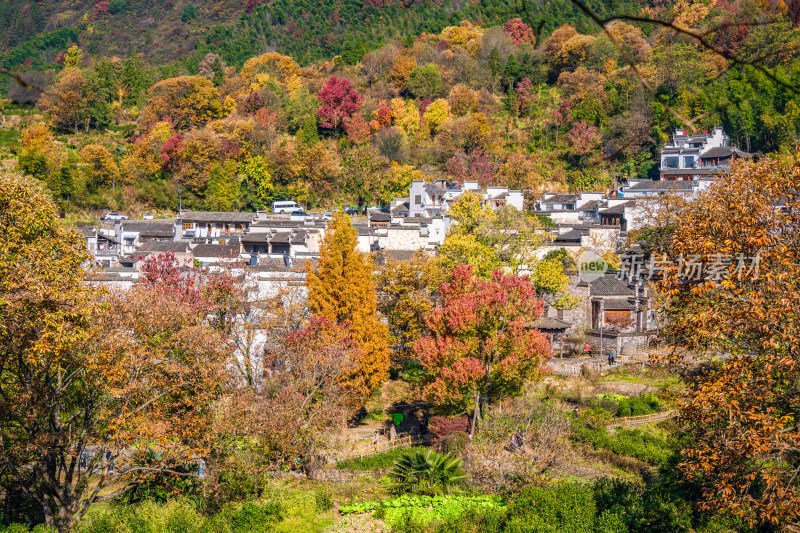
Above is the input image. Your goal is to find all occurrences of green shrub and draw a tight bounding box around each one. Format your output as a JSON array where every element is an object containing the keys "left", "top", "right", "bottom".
[
  {"left": 108, "top": 0, "right": 127, "bottom": 14},
  {"left": 572, "top": 424, "right": 674, "bottom": 467},
  {"left": 1, "top": 526, "right": 57, "bottom": 533},
  {"left": 227, "top": 501, "right": 283, "bottom": 533},
  {"left": 617, "top": 394, "right": 661, "bottom": 417},
  {"left": 314, "top": 487, "right": 333, "bottom": 512},
  {"left": 504, "top": 483, "right": 596, "bottom": 533}
]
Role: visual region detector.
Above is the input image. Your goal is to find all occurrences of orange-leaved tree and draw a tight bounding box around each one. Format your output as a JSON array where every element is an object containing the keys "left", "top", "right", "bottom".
[
  {"left": 306, "top": 213, "right": 389, "bottom": 396},
  {"left": 656, "top": 153, "right": 800, "bottom": 527},
  {"left": 0, "top": 171, "right": 230, "bottom": 531}
]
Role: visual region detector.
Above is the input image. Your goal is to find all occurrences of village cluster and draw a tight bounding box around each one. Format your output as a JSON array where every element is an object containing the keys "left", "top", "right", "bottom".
[{"left": 81, "top": 127, "right": 748, "bottom": 356}]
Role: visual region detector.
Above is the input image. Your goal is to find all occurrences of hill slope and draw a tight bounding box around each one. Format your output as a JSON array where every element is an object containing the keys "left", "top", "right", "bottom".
[{"left": 0, "top": 0, "right": 642, "bottom": 69}]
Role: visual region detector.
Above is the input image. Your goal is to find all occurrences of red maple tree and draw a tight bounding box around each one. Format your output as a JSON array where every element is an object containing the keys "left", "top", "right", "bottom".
[
  {"left": 317, "top": 76, "right": 364, "bottom": 132},
  {"left": 415, "top": 265, "right": 550, "bottom": 436}
]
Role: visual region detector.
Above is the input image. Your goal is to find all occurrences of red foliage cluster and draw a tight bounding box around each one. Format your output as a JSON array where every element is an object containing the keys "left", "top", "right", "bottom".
[
  {"left": 514, "top": 78, "right": 534, "bottom": 113},
  {"left": 93, "top": 0, "right": 110, "bottom": 20},
  {"left": 375, "top": 100, "right": 392, "bottom": 127},
  {"left": 160, "top": 133, "right": 184, "bottom": 172},
  {"left": 317, "top": 76, "right": 363, "bottom": 131},
  {"left": 446, "top": 150, "right": 495, "bottom": 187},
  {"left": 565, "top": 120, "right": 600, "bottom": 155},
  {"left": 415, "top": 265, "right": 549, "bottom": 410},
  {"left": 238, "top": 91, "right": 266, "bottom": 115},
  {"left": 503, "top": 18, "right": 535, "bottom": 44},
  {"left": 428, "top": 415, "right": 470, "bottom": 440}
]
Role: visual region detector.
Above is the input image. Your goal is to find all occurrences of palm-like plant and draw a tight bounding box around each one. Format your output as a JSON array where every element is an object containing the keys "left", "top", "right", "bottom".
[{"left": 388, "top": 449, "right": 468, "bottom": 495}]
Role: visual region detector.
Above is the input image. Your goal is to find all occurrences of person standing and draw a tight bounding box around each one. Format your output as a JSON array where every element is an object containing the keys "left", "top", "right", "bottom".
[
  {"left": 198, "top": 458, "right": 206, "bottom": 479},
  {"left": 389, "top": 424, "right": 397, "bottom": 444},
  {"left": 373, "top": 430, "right": 379, "bottom": 446},
  {"left": 610, "top": 348, "right": 617, "bottom": 365}
]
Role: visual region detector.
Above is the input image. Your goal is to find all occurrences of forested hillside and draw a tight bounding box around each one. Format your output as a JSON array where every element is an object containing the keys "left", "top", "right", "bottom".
[
  {"left": 1, "top": 0, "right": 799, "bottom": 217},
  {"left": 0, "top": 0, "right": 641, "bottom": 68}
]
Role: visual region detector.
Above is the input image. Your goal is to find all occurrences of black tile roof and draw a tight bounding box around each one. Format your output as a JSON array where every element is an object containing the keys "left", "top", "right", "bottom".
[
  {"left": 192, "top": 244, "right": 240, "bottom": 258},
  {"left": 136, "top": 241, "right": 190, "bottom": 253},
  {"left": 180, "top": 211, "right": 255, "bottom": 223},
  {"left": 553, "top": 229, "right": 584, "bottom": 242},
  {"left": 122, "top": 222, "right": 175, "bottom": 237},
  {"left": 627, "top": 180, "right": 696, "bottom": 191},
  {"left": 590, "top": 275, "right": 636, "bottom": 296},
  {"left": 543, "top": 194, "right": 579, "bottom": 204},
  {"left": 600, "top": 204, "right": 628, "bottom": 215},
  {"left": 603, "top": 299, "right": 636, "bottom": 310},
  {"left": 241, "top": 233, "right": 271, "bottom": 244}
]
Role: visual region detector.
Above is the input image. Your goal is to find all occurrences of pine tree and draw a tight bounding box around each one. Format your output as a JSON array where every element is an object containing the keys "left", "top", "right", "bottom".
[
  {"left": 488, "top": 47, "right": 502, "bottom": 77},
  {"left": 306, "top": 213, "right": 389, "bottom": 396}
]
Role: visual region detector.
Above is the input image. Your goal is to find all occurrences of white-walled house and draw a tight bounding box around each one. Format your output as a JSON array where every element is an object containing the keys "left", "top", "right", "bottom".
[
  {"left": 404, "top": 180, "right": 523, "bottom": 218},
  {"left": 659, "top": 126, "right": 750, "bottom": 180}
]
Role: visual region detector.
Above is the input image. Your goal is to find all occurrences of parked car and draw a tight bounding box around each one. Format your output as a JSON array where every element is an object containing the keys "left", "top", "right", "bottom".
[
  {"left": 142, "top": 211, "right": 154, "bottom": 220},
  {"left": 344, "top": 206, "right": 359, "bottom": 215},
  {"left": 101, "top": 213, "right": 129, "bottom": 220}
]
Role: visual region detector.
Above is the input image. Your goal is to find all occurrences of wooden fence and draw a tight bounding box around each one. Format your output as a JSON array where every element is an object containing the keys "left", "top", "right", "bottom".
[
  {"left": 326, "top": 435, "right": 422, "bottom": 463},
  {"left": 605, "top": 409, "right": 677, "bottom": 430}
]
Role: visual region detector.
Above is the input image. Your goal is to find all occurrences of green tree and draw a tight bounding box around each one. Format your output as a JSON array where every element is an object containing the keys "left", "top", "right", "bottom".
[
  {"left": 306, "top": 214, "right": 389, "bottom": 396},
  {"left": 238, "top": 155, "right": 272, "bottom": 208},
  {"left": 205, "top": 161, "right": 240, "bottom": 211},
  {"left": 406, "top": 63, "right": 445, "bottom": 100}
]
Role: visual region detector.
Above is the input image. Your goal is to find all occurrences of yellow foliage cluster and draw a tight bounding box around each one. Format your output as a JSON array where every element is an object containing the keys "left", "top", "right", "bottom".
[
  {"left": 240, "top": 52, "right": 302, "bottom": 93},
  {"left": 439, "top": 20, "right": 484, "bottom": 57}
]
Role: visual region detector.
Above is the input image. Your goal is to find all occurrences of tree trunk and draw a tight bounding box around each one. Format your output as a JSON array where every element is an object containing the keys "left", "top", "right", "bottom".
[{"left": 469, "top": 388, "right": 479, "bottom": 440}]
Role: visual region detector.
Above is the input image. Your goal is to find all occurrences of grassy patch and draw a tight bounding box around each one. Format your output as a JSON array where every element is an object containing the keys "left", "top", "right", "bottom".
[
  {"left": 573, "top": 424, "right": 675, "bottom": 467},
  {"left": 336, "top": 446, "right": 428, "bottom": 471}
]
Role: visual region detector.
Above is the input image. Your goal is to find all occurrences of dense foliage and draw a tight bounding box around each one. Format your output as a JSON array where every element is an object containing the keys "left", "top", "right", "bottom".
[{"left": 2, "top": 1, "right": 799, "bottom": 216}]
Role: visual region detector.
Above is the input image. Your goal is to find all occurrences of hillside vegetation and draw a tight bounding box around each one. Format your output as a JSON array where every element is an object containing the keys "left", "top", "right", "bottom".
[{"left": 0, "top": 0, "right": 799, "bottom": 217}]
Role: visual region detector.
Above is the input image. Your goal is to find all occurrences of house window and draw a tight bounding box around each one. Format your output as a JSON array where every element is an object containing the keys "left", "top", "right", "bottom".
[
  {"left": 414, "top": 195, "right": 422, "bottom": 205},
  {"left": 182, "top": 222, "right": 192, "bottom": 230},
  {"left": 235, "top": 223, "right": 242, "bottom": 230},
  {"left": 664, "top": 157, "right": 679, "bottom": 168},
  {"left": 683, "top": 156, "right": 694, "bottom": 167}
]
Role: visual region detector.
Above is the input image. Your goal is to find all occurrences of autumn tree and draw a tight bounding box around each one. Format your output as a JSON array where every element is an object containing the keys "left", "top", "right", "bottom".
[
  {"left": 503, "top": 18, "right": 534, "bottom": 44},
  {"left": 316, "top": 76, "right": 363, "bottom": 132},
  {"left": 37, "top": 68, "right": 110, "bottom": 133},
  {"left": 656, "top": 154, "right": 800, "bottom": 527},
  {"left": 140, "top": 76, "right": 225, "bottom": 131},
  {"left": 240, "top": 52, "right": 301, "bottom": 93},
  {"left": 375, "top": 251, "right": 448, "bottom": 364},
  {"left": 340, "top": 144, "right": 390, "bottom": 212},
  {"left": 80, "top": 144, "right": 119, "bottom": 192},
  {"left": 253, "top": 318, "right": 361, "bottom": 461},
  {"left": 415, "top": 264, "right": 550, "bottom": 437},
  {"left": 440, "top": 193, "right": 577, "bottom": 308},
  {"left": 306, "top": 214, "right": 389, "bottom": 396},
  {"left": 0, "top": 172, "right": 230, "bottom": 531}
]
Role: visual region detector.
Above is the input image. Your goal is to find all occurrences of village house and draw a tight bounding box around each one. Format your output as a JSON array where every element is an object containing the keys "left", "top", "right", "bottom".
[
  {"left": 658, "top": 126, "right": 750, "bottom": 180},
  {"left": 396, "top": 179, "right": 524, "bottom": 218},
  {"left": 177, "top": 211, "right": 256, "bottom": 243}
]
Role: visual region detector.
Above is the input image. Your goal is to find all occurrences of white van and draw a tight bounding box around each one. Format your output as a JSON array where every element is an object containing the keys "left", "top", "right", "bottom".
[{"left": 272, "top": 201, "right": 302, "bottom": 214}]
